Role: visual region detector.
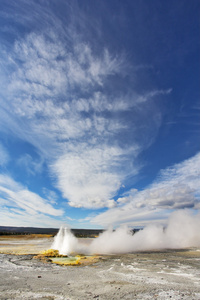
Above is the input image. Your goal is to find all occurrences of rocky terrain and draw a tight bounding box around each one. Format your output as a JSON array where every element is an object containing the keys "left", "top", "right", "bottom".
[{"left": 0, "top": 236, "right": 200, "bottom": 299}]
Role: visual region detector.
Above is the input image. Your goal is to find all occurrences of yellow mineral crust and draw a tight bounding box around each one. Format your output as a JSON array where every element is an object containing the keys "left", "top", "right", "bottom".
[
  {"left": 50, "top": 255, "right": 101, "bottom": 266},
  {"left": 40, "top": 249, "right": 64, "bottom": 257},
  {"left": 50, "top": 256, "right": 81, "bottom": 266},
  {"left": 35, "top": 249, "right": 101, "bottom": 266}
]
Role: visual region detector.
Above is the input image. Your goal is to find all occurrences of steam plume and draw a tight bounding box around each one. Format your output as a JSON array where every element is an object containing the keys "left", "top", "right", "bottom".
[
  {"left": 52, "top": 210, "right": 200, "bottom": 255},
  {"left": 51, "top": 226, "right": 78, "bottom": 255}
]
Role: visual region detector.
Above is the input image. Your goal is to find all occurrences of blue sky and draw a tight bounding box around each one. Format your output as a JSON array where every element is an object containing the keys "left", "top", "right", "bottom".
[{"left": 0, "top": 0, "right": 199, "bottom": 229}]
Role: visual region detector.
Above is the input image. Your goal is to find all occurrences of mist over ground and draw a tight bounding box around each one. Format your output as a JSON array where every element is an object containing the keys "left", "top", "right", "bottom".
[{"left": 52, "top": 210, "right": 200, "bottom": 255}]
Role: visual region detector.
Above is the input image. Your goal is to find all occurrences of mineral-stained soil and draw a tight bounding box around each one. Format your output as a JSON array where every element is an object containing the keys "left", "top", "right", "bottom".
[{"left": 0, "top": 237, "right": 200, "bottom": 299}]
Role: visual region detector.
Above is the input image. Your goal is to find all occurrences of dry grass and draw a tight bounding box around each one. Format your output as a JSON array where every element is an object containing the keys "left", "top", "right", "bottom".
[{"left": 0, "top": 234, "right": 53, "bottom": 239}]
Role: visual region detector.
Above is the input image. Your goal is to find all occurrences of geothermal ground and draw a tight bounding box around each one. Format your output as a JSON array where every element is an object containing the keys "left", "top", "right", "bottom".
[{"left": 0, "top": 236, "right": 200, "bottom": 300}]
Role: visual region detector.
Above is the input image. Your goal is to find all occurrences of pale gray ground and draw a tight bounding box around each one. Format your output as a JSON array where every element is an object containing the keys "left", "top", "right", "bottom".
[{"left": 0, "top": 237, "right": 200, "bottom": 299}]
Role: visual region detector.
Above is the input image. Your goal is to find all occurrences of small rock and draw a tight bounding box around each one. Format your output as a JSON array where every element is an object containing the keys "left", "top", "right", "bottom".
[{"left": 38, "top": 275, "right": 42, "bottom": 278}]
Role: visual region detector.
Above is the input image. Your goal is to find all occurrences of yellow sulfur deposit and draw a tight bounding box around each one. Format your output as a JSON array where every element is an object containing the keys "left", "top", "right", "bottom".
[
  {"left": 51, "top": 256, "right": 81, "bottom": 266},
  {"left": 40, "top": 249, "right": 65, "bottom": 257},
  {"left": 34, "top": 248, "right": 101, "bottom": 266}
]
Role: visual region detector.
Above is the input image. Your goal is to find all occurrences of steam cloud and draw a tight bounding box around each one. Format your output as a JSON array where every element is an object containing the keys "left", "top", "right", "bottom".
[{"left": 52, "top": 210, "right": 200, "bottom": 255}]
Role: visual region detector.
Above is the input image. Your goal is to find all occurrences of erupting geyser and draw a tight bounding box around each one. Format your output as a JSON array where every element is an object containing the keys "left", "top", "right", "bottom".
[
  {"left": 51, "top": 226, "right": 78, "bottom": 255},
  {"left": 51, "top": 210, "right": 200, "bottom": 256}
]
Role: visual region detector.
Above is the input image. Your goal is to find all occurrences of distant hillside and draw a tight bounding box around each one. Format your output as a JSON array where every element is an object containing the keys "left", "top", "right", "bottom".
[
  {"left": 0, "top": 226, "right": 58, "bottom": 235},
  {"left": 0, "top": 226, "right": 140, "bottom": 237},
  {"left": 0, "top": 226, "right": 104, "bottom": 237}
]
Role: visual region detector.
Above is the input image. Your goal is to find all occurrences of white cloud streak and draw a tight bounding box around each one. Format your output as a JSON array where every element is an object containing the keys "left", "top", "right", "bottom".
[
  {"left": 92, "top": 152, "right": 200, "bottom": 226},
  {"left": 0, "top": 174, "right": 64, "bottom": 217},
  {"left": 0, "top": 3, "right": 172, "bottom": 213},
  {"left": 0, "top": 206, "right": 63, "bottom": 228},
  {"left": 8, "top": 33, "right": 121, "bottom": 98}
]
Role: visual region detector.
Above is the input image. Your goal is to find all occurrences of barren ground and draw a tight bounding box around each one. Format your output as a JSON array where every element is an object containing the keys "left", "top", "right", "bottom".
[{"left": 0, "top": 236, "right": 200, "bottom": 300}]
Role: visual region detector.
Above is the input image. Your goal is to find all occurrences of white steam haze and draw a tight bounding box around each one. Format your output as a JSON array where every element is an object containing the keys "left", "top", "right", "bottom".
[{"left": 52, "top": 210, "right": 200, "bottom": 255}]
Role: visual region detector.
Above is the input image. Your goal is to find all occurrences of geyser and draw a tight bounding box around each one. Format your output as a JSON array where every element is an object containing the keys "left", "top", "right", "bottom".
[
  {"left": 51, "top": 226, "right": 78, "bottom": 255},
  {"left": 52, "top": 210, "right": 200, "bottom": 255}
]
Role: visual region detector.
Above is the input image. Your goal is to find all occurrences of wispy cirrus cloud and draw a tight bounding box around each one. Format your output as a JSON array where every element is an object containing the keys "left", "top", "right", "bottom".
[
  {"left": 0, "top": 174, "right": 63, "bottom": 217},
  {"left": 0, "top": 3, "right": 172, "bottom": 213},
  {"left": 1, "top": 32, "right": 125, "bottom": 153},
  {"left": 7, "top": 33, "right": 121, "bottom": 98},
  {"left": 17, "top": 154, "right": 43, "bottom": 176},
  {"left": 0, "top": 143, "right": 9, "bottom": 167},
  {"left": 92, "top": 152, "right": 200, "bottom": 227},
  {"left": 0, "top": 206, "right": 63, "bottom": 228}
]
